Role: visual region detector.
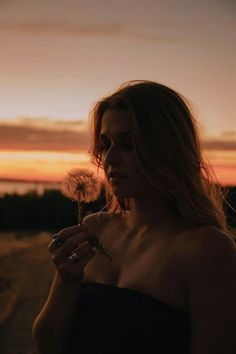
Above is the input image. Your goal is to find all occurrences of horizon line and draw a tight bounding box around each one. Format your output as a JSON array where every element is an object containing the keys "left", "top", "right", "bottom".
[{"left": 0, "top": 177, "right": 235, "bottom": 188}]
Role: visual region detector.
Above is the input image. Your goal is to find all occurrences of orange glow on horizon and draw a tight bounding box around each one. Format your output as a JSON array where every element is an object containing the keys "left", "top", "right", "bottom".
[
  {"left": 211, "top": 165, "right": 236, "bottom": 186},
  {"left": 0, "top": 149, "right": 235, "bottom": 186},
  {"left": 0, "top": 150, "right": 93, "bottom": 182},
  {"left": 204, "top": 150, "right": 236, "bottom": 186}
]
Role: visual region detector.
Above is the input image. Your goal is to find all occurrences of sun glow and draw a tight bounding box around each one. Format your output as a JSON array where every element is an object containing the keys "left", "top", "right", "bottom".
[
  {"left": 0, "top": 150, "right": 92, "bottom": 182},
  {"left": 204, "top": 150, "right": 236, "bottom": 186},
  {"left": 0, "top": 148, "right": 235, "bottom": 185}
]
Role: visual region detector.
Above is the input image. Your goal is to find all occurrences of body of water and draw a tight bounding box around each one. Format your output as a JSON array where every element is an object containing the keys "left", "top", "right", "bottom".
[{"left": 0, "top": 181, "right": 62, "bottom": 196}]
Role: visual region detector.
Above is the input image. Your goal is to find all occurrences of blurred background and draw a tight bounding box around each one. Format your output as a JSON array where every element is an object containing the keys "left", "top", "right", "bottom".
[{"left": 0, "top": 0, "right": 235, "bottom": 353}]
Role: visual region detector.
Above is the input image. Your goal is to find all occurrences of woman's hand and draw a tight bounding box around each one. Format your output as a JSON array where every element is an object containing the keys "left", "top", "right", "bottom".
[{"left": 48, "top": 224, "right": 96, "bottom": 282}]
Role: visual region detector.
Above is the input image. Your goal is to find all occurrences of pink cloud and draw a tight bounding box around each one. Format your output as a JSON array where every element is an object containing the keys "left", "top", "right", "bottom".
[{"left": 0, "top": 119, "right": 89, "bottom": 152}]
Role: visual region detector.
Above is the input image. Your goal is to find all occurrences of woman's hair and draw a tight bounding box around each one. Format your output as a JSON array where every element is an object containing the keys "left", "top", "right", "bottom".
[{"left": 88, "top": 80, "right": 229, "bottom": 232}]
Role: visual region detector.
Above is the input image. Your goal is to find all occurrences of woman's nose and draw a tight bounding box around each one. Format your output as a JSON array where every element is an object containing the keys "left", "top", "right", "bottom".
[{"left": 104, "top": 145, "right": 121, "bottom": 165}]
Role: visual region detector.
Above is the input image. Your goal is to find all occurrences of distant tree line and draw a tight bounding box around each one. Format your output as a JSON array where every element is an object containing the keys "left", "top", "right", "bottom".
[
  {"left": 0, "top": 189, "right": 107, "bottom": 231},
  {"left": 0, "top": 186, "right": 235, "bottom": 231}
]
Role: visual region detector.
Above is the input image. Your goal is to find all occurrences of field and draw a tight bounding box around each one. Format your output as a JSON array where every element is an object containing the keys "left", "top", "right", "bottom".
[
  {"left": 0, "top": 231, "right": 54, "bottom": 354},
  {"left": 0, "top": 228, "right": 235, "bottom": 354}
]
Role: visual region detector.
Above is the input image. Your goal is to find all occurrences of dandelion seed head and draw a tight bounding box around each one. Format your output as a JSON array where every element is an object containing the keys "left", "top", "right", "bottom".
[{"left": 62, "top": 167, "right": 102, "bottom": 203}]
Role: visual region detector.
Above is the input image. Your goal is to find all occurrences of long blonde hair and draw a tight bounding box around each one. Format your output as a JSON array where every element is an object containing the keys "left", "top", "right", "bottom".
[{"left": 88, "top": 80, "right": 228, "bottom": 232}]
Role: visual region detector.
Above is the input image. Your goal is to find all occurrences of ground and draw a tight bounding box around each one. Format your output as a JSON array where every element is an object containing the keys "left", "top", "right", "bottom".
[
  {"left": 0, "top": 228, "right": 235, "bottom": 354},
  {"left": 0, "top": 231, "right": 54, "bottom": 354}
]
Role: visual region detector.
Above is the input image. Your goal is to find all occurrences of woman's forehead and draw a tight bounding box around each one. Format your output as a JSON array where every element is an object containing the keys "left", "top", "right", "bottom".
[{"left": 100, "top": 109, "right": 132, "bottom": 135}]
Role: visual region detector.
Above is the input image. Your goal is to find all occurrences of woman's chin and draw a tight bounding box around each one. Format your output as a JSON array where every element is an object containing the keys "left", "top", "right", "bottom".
[{"left": 111, "top": 187, "right": 130, "bottom": 199}]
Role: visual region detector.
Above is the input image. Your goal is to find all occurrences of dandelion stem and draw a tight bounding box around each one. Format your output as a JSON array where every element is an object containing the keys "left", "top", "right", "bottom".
[{"left": 78, "top": 200, "right": 84, "bottom": 225}]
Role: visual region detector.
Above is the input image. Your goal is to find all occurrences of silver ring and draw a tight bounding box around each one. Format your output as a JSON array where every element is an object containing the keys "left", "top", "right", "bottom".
[
  {"left": 51, "top": 238, "right": 64, "bottom": 248},
  {"left": 68, "top": 252, "right": 80, "bottom": 262}
]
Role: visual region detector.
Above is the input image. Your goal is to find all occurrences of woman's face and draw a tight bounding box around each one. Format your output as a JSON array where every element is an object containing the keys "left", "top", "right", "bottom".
[{"left": 100, "top": 109, "right": 152, "bottom": 199}]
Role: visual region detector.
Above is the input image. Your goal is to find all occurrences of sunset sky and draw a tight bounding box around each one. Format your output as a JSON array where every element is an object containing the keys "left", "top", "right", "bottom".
[{"left": 0, "top": 0, "right": 235, "bottom": 185}]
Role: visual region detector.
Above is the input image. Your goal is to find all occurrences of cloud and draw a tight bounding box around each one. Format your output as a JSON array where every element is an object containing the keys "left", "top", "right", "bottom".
[
  {"left": 0, "top": 119, "right": 90, "bottom": 152},
  {"left": 221, "top": 130, "right": 236, "bottom": 138},
  {"left": 17, "top": 117, "right": 86, "bottom": 132},
  {"left": 0, "top": 118, "right": 236, "bottom": 153},
  {"left": 1, "top": 118, "right": 235, "bottom": 153},
  {"left": 0, "top": 21, "right": 121, "bottom": 35},
  {"left": 202, "top": 138, "right": 236, "bottom": 151},
  {"left": 0, "top": 21, "right": 171, "bottom": 42}
]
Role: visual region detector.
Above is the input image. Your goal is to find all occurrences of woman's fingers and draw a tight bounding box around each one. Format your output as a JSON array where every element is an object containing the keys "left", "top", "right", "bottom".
[
  {"left": 58, "top": 250, "right": 96, "bottom": 281},
  {"left": 54, "top": 224, "right": 87, "bottom": 239},
  {"left": 50, "top": 232, "right": 94, "bottom": 261},
  {"left": 48, "top": 224, "right": 90, "bottom": 253},
  {"left": 53, "top": 238, "right": 94, "bottom": 265},
  {"left": 48, "top": 224, "right": 98, "bottom": 281}
]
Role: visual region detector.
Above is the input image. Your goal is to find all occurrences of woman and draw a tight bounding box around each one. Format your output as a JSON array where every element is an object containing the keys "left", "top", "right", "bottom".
[{"left": 33, "top": 80, "right": 236, "bottom": 354}]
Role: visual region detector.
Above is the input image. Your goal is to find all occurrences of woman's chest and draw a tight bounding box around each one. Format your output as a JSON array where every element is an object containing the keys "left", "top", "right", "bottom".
[{"left": 84, "top": 227, "right": 188, "bottom": 311}]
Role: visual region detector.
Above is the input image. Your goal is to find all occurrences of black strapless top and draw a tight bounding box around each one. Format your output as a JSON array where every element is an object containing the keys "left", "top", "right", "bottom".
[{"left": 70, "top": 282, "right": 190, "bottom": 354}]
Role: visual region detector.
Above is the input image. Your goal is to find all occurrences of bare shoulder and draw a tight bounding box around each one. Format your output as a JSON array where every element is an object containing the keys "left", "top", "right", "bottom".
[
  {"left": 179, "top": 225, "right": 236, "bottom": 260},
  {"left": 177, "top": 225, "right": 236, "bottom": 299},
  {"left": 193, "top": 225, "right": 235, "bottom": 245},
  {"left": 182, "top": 224, "right": 236, "bottom": 283},
  {"left": 182, "top": 226, "right": 236, "bottom": 353}
]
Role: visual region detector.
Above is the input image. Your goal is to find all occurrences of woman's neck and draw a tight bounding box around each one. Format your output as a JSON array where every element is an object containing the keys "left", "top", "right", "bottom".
[{"left": 123, "top": 197, "right": 186, "bottom": 235}]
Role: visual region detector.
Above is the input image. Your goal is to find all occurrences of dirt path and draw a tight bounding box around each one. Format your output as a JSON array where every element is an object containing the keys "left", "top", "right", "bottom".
[{"left": 0, "top": 234, "right": 55, "bottom": 354}]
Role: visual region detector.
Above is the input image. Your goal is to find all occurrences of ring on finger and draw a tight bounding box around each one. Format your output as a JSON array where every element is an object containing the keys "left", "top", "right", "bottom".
[
  {"left": 51, "top": 238, "right": 64, "bottom": 248},
  {"left": 68, "top": 252, "right": 80, "bottom": 262}
]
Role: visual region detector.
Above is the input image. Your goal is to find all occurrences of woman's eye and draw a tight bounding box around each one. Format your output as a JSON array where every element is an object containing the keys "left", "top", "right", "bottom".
[
  {"left": 100, "top": 140, "right": 110, "bottom": 151},
  {"left": 99, "top": 137, "right": 133, "bottom": 152}
]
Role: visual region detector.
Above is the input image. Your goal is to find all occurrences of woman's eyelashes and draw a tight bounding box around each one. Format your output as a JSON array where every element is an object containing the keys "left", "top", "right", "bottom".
[
  {"left": 99, "top": 138, "right": 110, "bottom": 152},
  {"left": 100, "top": 137, "right": 133, "bottom": 152}
]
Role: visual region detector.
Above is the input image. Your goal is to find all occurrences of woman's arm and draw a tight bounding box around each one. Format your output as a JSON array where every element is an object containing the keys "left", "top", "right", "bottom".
[
  {"left": 32, "top": 223, "right": 96, "bottom": 354},
  {"left": 187, "top": 228, "right": 236, "bottom": 354},
  {"left": 32, "top": 272, "right": 82, "bottom": 354}
]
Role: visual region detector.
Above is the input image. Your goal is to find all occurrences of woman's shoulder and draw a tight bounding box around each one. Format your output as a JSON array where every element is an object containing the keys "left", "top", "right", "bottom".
[
  {"left": 182, "top": 227, "right": 236, "bottom": 354},
  {"left": 176, "top": 226, "right": 236, "bottom": 306},
  {"left": 182, "top": 225, "right": 235, "bottom": 251},
  {"left": 179, "top": 225, "right": 236, "bottom": 274}
]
